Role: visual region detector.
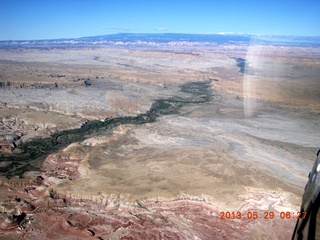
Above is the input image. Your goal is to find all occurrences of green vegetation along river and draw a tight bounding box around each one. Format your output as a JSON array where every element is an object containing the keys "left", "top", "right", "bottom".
[{"left": 0, "top": 81, "right": 215, "bottom": 177}]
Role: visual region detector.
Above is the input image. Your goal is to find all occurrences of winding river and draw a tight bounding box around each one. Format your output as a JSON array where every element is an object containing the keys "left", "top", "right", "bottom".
[{"left": 0, "top": 80, "right": 215, "bottom": 176}]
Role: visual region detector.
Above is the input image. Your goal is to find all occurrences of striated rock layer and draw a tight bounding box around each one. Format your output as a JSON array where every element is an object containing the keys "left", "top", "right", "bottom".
[{"left": 0, "top": 172, "right": 295, "bottom": 240}]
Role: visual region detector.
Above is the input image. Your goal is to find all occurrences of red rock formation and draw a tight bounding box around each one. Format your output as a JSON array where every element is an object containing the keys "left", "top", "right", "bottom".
[
  {"left": 42, "top": 153, "right": 84, "bottom": 180},
  {"left": 0, "top": 147, "right": 296, "bottom": 239},
  {"left": 0, "top": 180, "right": 295, "bottom": 240}
]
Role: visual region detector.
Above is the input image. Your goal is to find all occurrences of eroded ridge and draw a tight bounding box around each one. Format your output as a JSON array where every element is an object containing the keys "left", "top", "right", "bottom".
[{"left": 0, "top": 169, "right": 295, "bottom": 240}]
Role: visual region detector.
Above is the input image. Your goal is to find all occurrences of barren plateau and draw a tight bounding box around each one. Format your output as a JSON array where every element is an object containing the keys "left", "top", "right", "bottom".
[{"left": 0, "top": 39, "right": 320, "bottom": 239}]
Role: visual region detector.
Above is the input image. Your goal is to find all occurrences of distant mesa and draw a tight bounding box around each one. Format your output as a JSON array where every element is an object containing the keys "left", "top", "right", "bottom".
[{"left": 1, "top": 33, "right": 319, "bottom": 49}]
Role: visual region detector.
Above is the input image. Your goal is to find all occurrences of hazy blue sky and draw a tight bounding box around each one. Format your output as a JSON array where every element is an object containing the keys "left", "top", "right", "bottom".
[{"left": 1, "top": 0, "right": 319, "bottom": 40}]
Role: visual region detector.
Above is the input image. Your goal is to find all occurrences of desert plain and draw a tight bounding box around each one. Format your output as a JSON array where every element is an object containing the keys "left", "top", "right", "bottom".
[{"left": 0, "top": 41, "right": 320, "bottom": 239}]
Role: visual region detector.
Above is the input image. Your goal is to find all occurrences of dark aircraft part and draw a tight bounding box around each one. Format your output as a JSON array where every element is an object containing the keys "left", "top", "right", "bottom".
[{"left": 292, "top": 149, "right": 320, "bottom": 239}]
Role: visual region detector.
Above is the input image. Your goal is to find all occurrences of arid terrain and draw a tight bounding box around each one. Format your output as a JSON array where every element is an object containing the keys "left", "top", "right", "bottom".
[{"left": 0, "top": 38, "right": 320, "bottom": 239}]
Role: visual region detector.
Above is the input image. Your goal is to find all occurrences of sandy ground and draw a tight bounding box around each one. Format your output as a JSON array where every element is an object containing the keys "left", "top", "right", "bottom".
[{"left": 0, "top": 45, "right": 319, "bottom": 239}]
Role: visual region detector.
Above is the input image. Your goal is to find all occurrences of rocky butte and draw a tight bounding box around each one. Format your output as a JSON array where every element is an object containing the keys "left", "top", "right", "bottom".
[{"left": 0, "top": 33, "right": 320, "bottom": 239}]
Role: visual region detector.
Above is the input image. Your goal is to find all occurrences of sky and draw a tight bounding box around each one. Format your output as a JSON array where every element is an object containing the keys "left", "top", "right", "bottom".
[{"left": 1, "top": 0, "right": 320, "bottom": 40}]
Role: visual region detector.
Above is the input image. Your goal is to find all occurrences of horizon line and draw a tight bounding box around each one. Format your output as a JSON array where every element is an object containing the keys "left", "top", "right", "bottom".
[{"left": 1, "top": 32, "right": 320, "bottom": 42}]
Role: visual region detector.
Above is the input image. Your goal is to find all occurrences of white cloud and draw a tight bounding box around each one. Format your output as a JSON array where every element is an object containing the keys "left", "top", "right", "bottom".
[
  {"left": 100, "top": 26, "right": 130, "bottom": 31},
  {"left": 154, "top": 27, "right": 168, "bottom": 31}
]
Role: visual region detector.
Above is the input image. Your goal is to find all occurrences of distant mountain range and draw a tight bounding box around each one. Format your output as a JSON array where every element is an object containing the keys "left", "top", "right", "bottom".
[{"left": 1, "top": 33, "right": 319, "bottom": 48}]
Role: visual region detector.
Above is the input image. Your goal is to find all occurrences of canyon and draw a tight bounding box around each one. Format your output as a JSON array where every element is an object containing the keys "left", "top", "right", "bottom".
[{"left": 0, "top": 35, "right": 320, "bottom": 239}]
